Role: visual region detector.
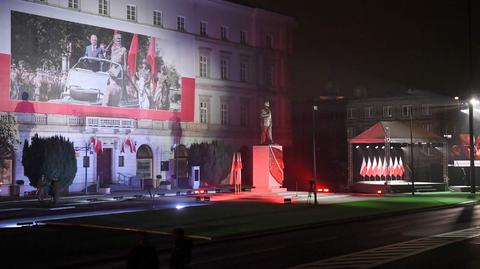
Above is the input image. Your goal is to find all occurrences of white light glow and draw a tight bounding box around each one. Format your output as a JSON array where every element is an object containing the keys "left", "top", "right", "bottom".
[
  {"left": 470, "top": 98, "right": 479, "bottom": 106},
  {"left": 175, "top": 205, "right": 186, "bottom": 210},
  {"left": 366, "top": 146, "right": 370, "bottom": 149},
  {"left": 355, "top": 145, "right": 360, "bottom": 149}
]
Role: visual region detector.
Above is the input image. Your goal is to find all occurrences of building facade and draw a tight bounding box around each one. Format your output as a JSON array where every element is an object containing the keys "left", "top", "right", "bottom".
[{"left": 0, "top": 0, "right": 294, "bottom": 192}]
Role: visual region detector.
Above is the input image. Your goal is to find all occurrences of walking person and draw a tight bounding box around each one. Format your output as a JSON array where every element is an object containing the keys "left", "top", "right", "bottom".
[
  {"left": 37, "top": 174, "right": 48, "bottom": 201},
  {"left": 126, "top": 233, "right": 159, "bottom": 269},
  {"left": 50, "top": 175, "right": 59, "bottom": 204},
  {"left": 170, "top": 228, "right": 192, "bottom": 269}
]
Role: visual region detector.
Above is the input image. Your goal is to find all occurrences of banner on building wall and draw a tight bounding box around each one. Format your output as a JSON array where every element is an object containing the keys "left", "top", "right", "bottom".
[
  {"left": 2, "top": 11, "right": 194, "bottom": 121},
  {"left": 450, "top": 133, "right": 480, "bottom": 166}
]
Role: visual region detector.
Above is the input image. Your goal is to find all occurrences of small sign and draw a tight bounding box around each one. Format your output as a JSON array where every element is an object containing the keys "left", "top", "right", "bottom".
[{"left": 83, "top": 156, "right": 90, "bottom": 168}]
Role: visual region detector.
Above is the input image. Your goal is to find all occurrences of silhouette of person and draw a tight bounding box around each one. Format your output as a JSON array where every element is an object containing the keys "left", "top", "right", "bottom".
[
  {"left": 126, "top": 233, "right": 159, "bottom": 269},
  {"left": 170, "top": 228, "right": 192, "bottom": 269}
]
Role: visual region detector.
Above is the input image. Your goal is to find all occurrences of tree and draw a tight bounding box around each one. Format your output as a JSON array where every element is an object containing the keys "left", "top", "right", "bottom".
[
  {"left": 22, "top": 134, "right": 77, "bottom": 189},
  {"left": 188, "top": 141, "right": 233, "bottom": 186},
  {"left": 0, "top": 114, "right": 19, "bottom": 161}
]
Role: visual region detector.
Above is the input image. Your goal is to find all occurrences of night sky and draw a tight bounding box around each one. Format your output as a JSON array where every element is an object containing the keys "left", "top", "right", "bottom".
[{"left": 230, "top": 0, "right": 480, "bottom": 99}]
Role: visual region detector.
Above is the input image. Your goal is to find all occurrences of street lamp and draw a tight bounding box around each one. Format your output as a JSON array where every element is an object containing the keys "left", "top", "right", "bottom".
[
  {"left": 469, "top": 98, "right": 478, "bottom": 195},
  {"left": 312, "top": 105, "right": 318, "bottom": 205}
]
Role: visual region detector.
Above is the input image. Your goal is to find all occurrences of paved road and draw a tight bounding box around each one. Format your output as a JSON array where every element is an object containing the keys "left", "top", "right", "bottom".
[{"left": 66, "top": 203, "right": 480, "bottom": 269}]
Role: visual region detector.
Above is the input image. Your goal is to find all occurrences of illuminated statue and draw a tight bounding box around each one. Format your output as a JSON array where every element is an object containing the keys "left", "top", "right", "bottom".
[{"left": 260, "top": 101, "right": 273, "bottom": 144}]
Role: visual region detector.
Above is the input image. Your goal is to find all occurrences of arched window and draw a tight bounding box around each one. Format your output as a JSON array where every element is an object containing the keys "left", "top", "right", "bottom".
[{"left": 136, "top": 144, "right": 153, "bottom": 179}]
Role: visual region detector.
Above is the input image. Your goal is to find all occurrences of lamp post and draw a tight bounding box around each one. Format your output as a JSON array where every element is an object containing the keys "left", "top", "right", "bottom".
[
  {"left": 409, "top": 110, "right": 415, "bottom": 196},
  {"left": 469, "top": 99, "right": 477, "bottom": 195},
  {"left": 312, "top": 105, "right": 318, "bottom": 205}
]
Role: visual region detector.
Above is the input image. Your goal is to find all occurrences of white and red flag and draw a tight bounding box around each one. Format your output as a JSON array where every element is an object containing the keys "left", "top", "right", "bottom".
[
  {"left": 372, "top": 157, "right": 378, "bottom": 178},
  {"left": 90, "top": 136, "right": 103, "bottom": 154},
  {"left": 399, "top": 157, "right": 404, "bottom": 177},
  {"left": 366, "top": 157, "right": 372, "bottom": 178},
  {"left": 377, "top": 157, "right": 383, "bottom": 178},
  {"left": 393, "top": 157, "right": 399, "bottom": 178},
  {"left": 382, "top": 157, "right": 388, "bottom": 178},
  {"left": 360, "top": 157, "right": 367, "bottom": 177}
]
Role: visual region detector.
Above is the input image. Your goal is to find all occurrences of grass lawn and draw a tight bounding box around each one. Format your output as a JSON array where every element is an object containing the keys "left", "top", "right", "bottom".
[{"left": 59, "top": 192, "right": 480, "bottom": 239}]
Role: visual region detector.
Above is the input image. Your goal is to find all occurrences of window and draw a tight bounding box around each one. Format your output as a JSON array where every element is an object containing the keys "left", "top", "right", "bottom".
[
  {"left": 422, "top": 104, "right": 431, "bottom": 115},
  {"left": 383, "top": 106, "right": 392, "bottom": 118},
  {"left": 220, "top": 57, "right": 229, "bottom": 80},
  {"left": 365, "top": 106, "right": 374, "bottom": 118},
  {"left": 402, "top": 105, "right": 412, "bottom": 117},
  {"left": 347, "top": 108, "right": 356, "bottom": 119},
  {"left": 423, "top": 123, "right": 432, "bottom": 132},
  {"left": 221, "top": 26, "right": 229, "bottom": 41},
  {"left": 99, "top": 0, "right": 109, "bottom": 16},
  {"left": 68, "top": 0, "right": 79, "bottom": 9},
  {"left": 200, "top": 21, "right": 207, "bottom": 36},
  {"left": 266, "top": 34, "right": 273, "bottom": 49},
  {"left": 240, "top": 99, "right": 248, "bottom": 127},
  {"left": 221, "top": 103, "right": 229, "bottom": 125},
  {"left": 177, "top": 16, "right": 186, "bottom": 31},
  {"left": 200, "top": 100, "right": 208, "bottom": 124},
  {"left": 127, "top": 4, "right": 136, "bottom": 21},
  {"left": 240, "top": 62, "right": 248, "bottom": 82},
  {"left": 118, "top": 156, "right": 124, "bottom": 167},
  {"left": 199, "top": 55, "right": 208, "bottom": 77},
  {"left": 240, "top": 30, "right": 247, "bottom": 45},
  {"left": 347, "top": 127, "right": 356, "bottom": 138},
  {"left": 153, "top": 10, "right": 163, "bottom": 27}
]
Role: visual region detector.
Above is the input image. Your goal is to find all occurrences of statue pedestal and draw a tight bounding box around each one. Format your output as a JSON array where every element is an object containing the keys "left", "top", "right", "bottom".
[{"left": 252, "top": 144, "right": 286, "bottom": 193}]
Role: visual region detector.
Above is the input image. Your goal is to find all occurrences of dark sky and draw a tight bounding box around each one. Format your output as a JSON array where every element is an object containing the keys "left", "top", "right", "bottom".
[{"left": 230, "top": 0, "right": 479, "bottom": 99}]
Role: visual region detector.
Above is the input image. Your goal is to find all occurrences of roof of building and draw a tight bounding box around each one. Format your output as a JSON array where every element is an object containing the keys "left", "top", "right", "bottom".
[{"left": 350, "top": 121, "right": 444, "bottom": 144}]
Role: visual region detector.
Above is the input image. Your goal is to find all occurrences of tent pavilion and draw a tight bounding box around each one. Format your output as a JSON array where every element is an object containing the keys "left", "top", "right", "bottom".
[{"left": 348, "top": 121, "right": 447, "bottom": 193}]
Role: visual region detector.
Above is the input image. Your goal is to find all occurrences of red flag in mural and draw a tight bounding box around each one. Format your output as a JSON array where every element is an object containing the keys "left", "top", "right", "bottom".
[
  {"left": 128, "top": 34, "right": 138, "bottom": 78},
  {"left": 147, "top": 37, "right": 157, "bottom": 94}
]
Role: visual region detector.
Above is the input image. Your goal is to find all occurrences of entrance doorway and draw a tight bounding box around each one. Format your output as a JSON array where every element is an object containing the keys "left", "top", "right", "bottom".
[
  {"left": 97, "top": 148, "right": 112, "bottom": 186},
  {"left": 136, "top": 145, "right": 153, "bottom": 180}
]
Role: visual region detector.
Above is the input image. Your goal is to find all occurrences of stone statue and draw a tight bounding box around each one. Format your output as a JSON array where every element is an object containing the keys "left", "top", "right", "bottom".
[{"left": 260, "top": 101, "right": 273, "bottom": 144}]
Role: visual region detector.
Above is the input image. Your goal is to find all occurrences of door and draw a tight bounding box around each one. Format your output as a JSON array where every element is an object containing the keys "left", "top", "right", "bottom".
[{"left": 97, "top": 148, "right": 112, "bottom": 186}]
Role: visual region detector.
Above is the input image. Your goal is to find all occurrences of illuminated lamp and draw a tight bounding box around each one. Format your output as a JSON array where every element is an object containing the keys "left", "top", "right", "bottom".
[
  {"left": 381, "top": 146, "right": 385, "bottom": 149},
  {"left": 375, "top": 146, "right": 379, "bottom": 149},
  {"left": 194, "top": 190, "right": 199, "bottom": 194},
  {"left": 355, "top": 145, "right": 360, "bottom": 149},
  {"left": 377, "top": 190, "right": 382, "bottom": 194},
  {"left": 323, "top": 188, "right": 329, "bottom": 192},
  {"left": 366, "top": 145, "right": 370, "bottom": 149},
  {"left": 317, "top": 188, "right": 323, "bottom": 192},
  {"left": 200, "top": 190, "right": 205, "bottom": 194}
]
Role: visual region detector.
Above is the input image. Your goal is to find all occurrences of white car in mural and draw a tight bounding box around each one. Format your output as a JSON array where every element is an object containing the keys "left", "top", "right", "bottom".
[{"left": 56, "top": 57, "right": 139, "bottom": 108}]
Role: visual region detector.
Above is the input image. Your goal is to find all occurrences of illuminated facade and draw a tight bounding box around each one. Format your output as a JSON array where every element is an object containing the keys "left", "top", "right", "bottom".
[{"left": 0, "top": 0, "right": 294, "bottom": 192}]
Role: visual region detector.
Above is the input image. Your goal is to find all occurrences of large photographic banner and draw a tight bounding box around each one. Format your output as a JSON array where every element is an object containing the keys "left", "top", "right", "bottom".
[{"left": 0, "top": 10, "right": 194, "bottom": 121}]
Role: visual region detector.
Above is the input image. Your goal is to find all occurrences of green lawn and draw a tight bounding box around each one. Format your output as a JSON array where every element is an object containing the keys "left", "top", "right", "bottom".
[{"left": 60, "top": 192, "right": 480, "bottom": 239}]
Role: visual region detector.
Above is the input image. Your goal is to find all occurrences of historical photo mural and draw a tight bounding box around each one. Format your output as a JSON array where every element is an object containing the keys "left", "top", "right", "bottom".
[{"left": 10, "top": 11, "right": 185, "bottom": 112}]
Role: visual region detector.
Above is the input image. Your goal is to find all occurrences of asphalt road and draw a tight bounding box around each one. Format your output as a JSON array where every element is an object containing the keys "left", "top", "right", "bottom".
[{"left": 65, "top": 203, "right": 480, "bottom": 269}]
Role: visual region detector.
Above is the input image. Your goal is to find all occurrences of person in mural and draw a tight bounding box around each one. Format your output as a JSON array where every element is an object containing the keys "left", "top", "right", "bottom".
[
  {"left": 260, "top": 101, "right": 273, "bottom": 144},
  {"left": 103, "top": 33, "right": 127, "bottom": 107},
  {"left": 85, "top": 34, "right": 102, "bottom": 71},
  {"left": 10, "top": 63, "right": 19, "bottom": 99},
  {"left": 153, "top": 65, "right": 171, "bottom": 110},
  {"left": 136, "top": 59, "right": 152, "bottom": 109},
  {"left": 98, "top": 42, "right": 109, "bottom": 72}
]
